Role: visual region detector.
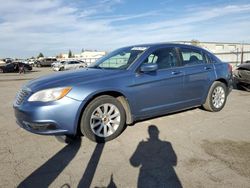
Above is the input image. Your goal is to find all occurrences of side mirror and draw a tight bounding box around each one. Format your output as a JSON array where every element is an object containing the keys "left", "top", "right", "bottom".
[{"left": 140, "top": 63, "right": 158, "bottom": 73}]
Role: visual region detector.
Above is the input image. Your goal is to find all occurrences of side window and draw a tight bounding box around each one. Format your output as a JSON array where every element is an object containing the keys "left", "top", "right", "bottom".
[
  {"left": 180, "top": 48, "right": 205, "bottom": 66},
  {"left": 208, "top": 53, "right": 220, "bottom": 63},
  {"left": 204, "top": 53, "right": 211, "bottom": 63},
  {"left": 142, "top": 48, "right": 178, "bottom": 69}
]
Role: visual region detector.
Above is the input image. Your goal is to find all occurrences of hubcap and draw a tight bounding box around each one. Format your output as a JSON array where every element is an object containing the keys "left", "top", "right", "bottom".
[
  {"left": 90, "top": 103, "right": 120, "bottom": 137},
  {"left": 212, "top": 86, "right": 225, "bottom": 109}
]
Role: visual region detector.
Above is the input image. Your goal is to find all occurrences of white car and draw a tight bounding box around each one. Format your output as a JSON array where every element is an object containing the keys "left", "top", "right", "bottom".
[{"left": 53, "top": 60, "right": 86, "bottom": 71}]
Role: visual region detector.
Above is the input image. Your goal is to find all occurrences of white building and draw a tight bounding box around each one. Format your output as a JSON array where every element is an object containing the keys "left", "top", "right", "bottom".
[
  {"left": 177, "top": 41, "right": 250, "bottom": 65},
  {"left": 60, "top": 50, "right": 106, "bottom": 65}
]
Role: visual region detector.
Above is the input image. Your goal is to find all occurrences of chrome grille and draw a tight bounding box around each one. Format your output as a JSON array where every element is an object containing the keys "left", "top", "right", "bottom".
[{"left": 16, "top": 89, "right": 30, "bottom": 105}]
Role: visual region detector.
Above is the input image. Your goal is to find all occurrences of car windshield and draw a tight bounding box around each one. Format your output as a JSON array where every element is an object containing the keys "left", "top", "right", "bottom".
[{"left": 89, "top": 46, "right": 147, "bottom": 70}]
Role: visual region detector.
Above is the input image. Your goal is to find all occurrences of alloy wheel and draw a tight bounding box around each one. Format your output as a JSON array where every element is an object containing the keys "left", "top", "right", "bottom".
[
  {"left": 212, "top": 86, "right": 225, "bottom": 109},
  {"left": 90, "top": 103, "right": 121, "bottom": 137}
]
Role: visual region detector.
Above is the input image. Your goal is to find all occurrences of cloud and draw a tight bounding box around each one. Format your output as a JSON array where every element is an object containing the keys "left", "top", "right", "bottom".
[{"left": 0, "top": 0, "right": 250, "bottom": 58}]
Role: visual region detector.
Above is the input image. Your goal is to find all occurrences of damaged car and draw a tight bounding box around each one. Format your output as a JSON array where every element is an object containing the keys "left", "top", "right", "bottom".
[{"left": 233, "top": 63, "right": 250, "bottom": 91}]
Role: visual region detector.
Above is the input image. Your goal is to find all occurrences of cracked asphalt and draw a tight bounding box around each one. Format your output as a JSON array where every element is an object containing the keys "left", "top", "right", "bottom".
[{"left": 0, "top": 68, "right": 250, "bottom": 188}]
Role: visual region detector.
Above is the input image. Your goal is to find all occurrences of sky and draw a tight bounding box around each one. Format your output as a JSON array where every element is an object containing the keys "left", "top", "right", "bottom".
[{"left": 0, "top": 0, "right": 250, "bottom": 58}]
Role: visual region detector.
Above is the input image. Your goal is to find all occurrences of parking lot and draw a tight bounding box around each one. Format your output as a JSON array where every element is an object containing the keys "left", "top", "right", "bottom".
[{"left": 0, "top": 68, "right": 250, "bottom": 188}]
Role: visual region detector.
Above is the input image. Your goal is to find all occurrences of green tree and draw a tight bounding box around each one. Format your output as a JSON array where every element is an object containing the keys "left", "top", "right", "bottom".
[
  {"left": 37, "top": 52, "right": 44, "bottom": 58},
  {"left": 68, "top": 50, "right": 73, "bottom": 58}
]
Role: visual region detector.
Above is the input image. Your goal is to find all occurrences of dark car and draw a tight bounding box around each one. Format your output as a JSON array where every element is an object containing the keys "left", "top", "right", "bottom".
[
  {"left": 13, "top": 43, "right": 233, "bottom": 143},
  {"left": 0, "top": 62, "right": 32, "bottom": 73},
  {"left": 233, "top": 63, "right": 250, "bottom": 91}
]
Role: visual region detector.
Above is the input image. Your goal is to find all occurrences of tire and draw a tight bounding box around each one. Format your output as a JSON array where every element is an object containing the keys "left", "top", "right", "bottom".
[
  {"left": 80, "top": 95, "right": 126, "bottom": 143},
  {"left": 202, "top": 81, "right": 227, "bottom": 112},
  {"left": 59, "top": 67, "right": 64, "bottom": 71},
  {"left": 0, "top": 68, "right": 3, "bottom": 73}
]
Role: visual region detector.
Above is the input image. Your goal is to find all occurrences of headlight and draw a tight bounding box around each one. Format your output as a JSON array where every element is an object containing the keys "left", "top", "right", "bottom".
[{"left": 28, "top": 87, "right": 72, "bottom": 102}]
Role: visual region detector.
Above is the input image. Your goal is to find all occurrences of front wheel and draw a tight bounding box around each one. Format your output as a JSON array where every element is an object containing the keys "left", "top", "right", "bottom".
[
  {"left": 80, "top": 95, "right": 126, "bottom": 143},
  {"left": 202, "top": 81, "right": 227, "bottom": 112}
]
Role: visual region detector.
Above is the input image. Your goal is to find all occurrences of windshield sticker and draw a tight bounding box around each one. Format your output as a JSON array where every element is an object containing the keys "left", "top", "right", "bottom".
[{"left": 131, "top": 47, "right": 147, "bottom": 51}]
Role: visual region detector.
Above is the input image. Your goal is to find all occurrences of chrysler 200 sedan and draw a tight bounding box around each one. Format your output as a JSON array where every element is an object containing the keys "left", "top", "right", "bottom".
[{"left": 14, "top": 43, "right": 233, "bottom": 143}]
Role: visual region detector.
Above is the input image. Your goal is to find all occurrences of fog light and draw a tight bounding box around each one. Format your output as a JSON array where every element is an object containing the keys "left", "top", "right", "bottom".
[{"left": 23, "top": 121, "right": 56, "bottom": 131}]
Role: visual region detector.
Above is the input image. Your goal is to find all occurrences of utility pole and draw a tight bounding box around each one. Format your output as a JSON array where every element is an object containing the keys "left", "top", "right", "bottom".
[{"left": 240, "top": 42, "right": 244, "bottom": 64}]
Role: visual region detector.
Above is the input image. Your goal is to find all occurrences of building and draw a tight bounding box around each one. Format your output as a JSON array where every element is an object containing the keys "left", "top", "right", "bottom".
[
  {"left": 59, "top": 50, "right": 106, "bottom": 65},
  {"left": 177, "top": 41, "right": 250, "bottom": 66}
]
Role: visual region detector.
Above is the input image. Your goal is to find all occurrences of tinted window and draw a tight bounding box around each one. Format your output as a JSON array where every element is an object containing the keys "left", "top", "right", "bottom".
[
  {"left": 208, "top": 53, "right": 220, "bottom": 63},
  {"left": 204, "top": 53, "right": 211, "bottom": 63},
  {"left": 6, "top": 63, "right": 14, "bottom": 68},
  {"left": 142, "top": 47, "right": 178, "bottom": 69},
  {"left": 180, "top": 48, "right": 205, "bottom": 65}
]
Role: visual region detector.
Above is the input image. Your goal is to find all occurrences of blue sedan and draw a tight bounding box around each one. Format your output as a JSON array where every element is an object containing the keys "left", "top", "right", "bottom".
[{"left": 14, "top": 43, "right": 233, "bottom": 143}]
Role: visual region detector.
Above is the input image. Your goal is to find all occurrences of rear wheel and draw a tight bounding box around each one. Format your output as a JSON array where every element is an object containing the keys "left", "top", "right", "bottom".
[
  {"left": 80, "top": 95, "right": 126, "bottom": 143},
  {"left": 202, "top": 81, "right": 227, "bottom": 112},
  {"left": 0, "top": 68, "right": 3, "bottom": 73}
]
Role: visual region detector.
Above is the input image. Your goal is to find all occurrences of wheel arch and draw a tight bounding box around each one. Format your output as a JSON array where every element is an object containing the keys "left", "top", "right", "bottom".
[
  {"left": 215, "top": 78, "right": 230, "bottom": 95},
  {"left": 76, "top": 90, "right": 133, "bottom": 135},
  {"left": 202, "top": 78, "right": 228, "bottom": 105}
]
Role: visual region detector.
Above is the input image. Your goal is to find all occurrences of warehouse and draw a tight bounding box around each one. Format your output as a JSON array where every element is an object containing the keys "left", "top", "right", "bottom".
[{"left": 178, "top": 41, "right": 250, "bottom": 66}]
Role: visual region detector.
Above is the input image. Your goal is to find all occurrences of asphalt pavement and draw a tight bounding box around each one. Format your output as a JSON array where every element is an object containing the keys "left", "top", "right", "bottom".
[{"left": 0, "top": 68, "right": 250, "bottom": 188}]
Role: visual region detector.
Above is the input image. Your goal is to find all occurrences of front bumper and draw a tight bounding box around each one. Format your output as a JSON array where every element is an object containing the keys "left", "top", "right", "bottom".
[
  {"left": 53, "top": 67, "right": 60, "bottom": 71},
  {"left": 14, "top": 96, "right": 84, "bottom": 135}
]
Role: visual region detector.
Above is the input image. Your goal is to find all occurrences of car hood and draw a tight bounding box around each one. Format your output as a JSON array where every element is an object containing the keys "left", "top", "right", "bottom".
[
  {"left": 237, "top": 63, "right": 250, "bottom": 70},
  {"left": 25, "top": 68, "right": 125, "bottom": 92}
]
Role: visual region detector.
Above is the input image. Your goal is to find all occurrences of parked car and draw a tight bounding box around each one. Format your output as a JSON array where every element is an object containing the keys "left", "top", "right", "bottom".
[
  {"left": 53, "top": 60, "right": 86, "bottom": 71},
  {"left": 35, "top": 58, "right": 57, "bottom": 67},
  {"left": 51, "top": 60, "right": 65, "bottom": 68},
  {"left": 25, "top": 59, "right": 36, "bottom": 66},
  {"left": 233, "top": 63, "right": 250, "bottom": 91},
  {"left": 13, "top": 43, "right": 233, "bottom": 143},
  {"left": 3, "top": 58, "right": 14, "bottom": 64},
  {"left": 0, "top": 62, "right": 32, "bottom": 73}
]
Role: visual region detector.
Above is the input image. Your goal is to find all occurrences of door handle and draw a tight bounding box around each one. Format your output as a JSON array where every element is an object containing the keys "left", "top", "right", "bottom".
[
  {"left": 204, "top": 67, "right": 212, "bottom": 70},
  {"left": 171, "top": 71, "right": 182, "bottom": 75}
]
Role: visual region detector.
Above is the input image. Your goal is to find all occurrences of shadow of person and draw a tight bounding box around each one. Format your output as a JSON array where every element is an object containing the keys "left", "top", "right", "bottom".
[
  {"left": 130, "top": 125, "right": 182, "bottom": 188},
  {"left": 18, "top": 137, "right": 82, "bottom": 188},
  {"left": 94, "top": 174, "right": 117, "bottom": 188},
  {"left": 77, "top": 143, "right": 105, "bottom": 188}
]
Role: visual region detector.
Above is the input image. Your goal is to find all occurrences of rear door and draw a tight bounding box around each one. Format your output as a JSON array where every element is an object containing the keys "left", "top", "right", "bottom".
[
  {"left": 133, "top": 47, "right": 185, "bottom": 116},
  {"left": 179, "top": 47, "right": 215, "bottom": 105}
]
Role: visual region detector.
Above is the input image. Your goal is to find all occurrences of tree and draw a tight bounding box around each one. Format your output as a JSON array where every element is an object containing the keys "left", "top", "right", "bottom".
[
  {"left": 56, "top": 53, "right": 63, "bottom": 58},
  {"left": 37, "top": 52, "right": 44, "bottom": 58},
  {"left": 68, "top": 50, "right": 73, "bottom": 58}
]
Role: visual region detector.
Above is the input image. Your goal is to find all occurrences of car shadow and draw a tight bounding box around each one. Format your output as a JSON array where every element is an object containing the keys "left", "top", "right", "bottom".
[
  {"left": 129, "top": 107, "right": 198, "bottom": 126},
  {"left": 17, "top": 138, "right": 82, "bottom": 188},
  {"left": 130, "top": 125, "right": 182, "bottom": 188}
]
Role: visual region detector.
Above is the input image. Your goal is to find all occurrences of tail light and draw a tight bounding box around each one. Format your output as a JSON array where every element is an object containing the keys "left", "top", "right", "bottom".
[{"left": 228, "top": 64, "right": 232, "bottom": 73}]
